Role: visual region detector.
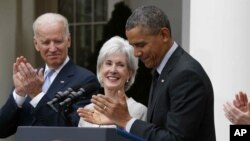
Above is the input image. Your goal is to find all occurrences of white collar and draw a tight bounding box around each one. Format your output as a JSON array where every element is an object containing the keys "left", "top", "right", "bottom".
[
  {"left": 44, "top": 56, "right": 70, "bottom": 75},
  {"left": 156, "top": 41, "right": 178, "bottom": 74}
]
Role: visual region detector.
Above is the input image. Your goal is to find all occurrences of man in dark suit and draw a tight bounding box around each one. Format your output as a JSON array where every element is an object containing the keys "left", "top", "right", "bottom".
[
  {"left": 91, "top": 5, "right": 216, "bottom": 141},
  {"left": 0, "top": 13, "right": 99, "bottom": 138}
]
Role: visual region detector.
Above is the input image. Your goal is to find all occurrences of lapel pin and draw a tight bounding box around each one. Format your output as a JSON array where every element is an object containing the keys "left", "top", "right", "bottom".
[
  {"left": 161, "top": 79, "right": 165, "bottom": 83},
  {"left": 60, "top": 81, "right": 65, "bottom": 84}
]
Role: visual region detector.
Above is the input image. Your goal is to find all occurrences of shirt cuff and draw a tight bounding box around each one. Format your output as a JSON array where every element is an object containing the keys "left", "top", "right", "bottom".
[
  {"left": 13, "top": 90, "right": 27, "bottom": 108},
  {"left": 125, "top": 118, "right": 137, "bottom": 132},
  {"left": 29, "top": 92, "right": 45, "bottom": 108}
]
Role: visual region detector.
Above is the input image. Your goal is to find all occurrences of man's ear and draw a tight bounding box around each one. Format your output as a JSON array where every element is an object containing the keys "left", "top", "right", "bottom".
[
  {"left": 34, "top": 37, "right": 40, "bottom": 51},
  {"left": 160, "top": 27, "right": 171, "bottom": 42},
  {"left": 67, "top": 35, "right": 71, "bottom": 48}
]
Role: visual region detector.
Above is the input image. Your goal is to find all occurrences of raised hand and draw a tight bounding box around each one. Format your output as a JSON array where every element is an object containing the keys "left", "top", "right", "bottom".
[
  {"left": 77, "top": 107, "right": 113, "bottom": 125},
  {"left": 13, "top": 56, "right": 44, "bottom": 98},
  {"left": 224, "top": 92, "right": 250, "bottom": 125},
  {"left": 13, "top": 56, "right": 28, "bottom": 96},
  {"left": 233, "top": 91, "right": 248, "bottom": 112},
  {"left": 91, "top": 90, "right": 132, "bottom": 128}
]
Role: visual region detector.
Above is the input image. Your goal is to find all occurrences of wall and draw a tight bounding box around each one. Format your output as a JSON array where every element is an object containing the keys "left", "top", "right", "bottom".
[
  {"left": 0, "top": 0, "right": 35, "bottom": 140},
  {"left": 0, "top": 1, "right": 16, "bottom": 140},
  {"left": 16, "top": 0, "right": 36, "bottom": 64},
  {"left": 0, "top": 0, "right": 16, "bottom": 100},
  {"left": 189, "top": 0, "right": 250, "bottom": 141}
]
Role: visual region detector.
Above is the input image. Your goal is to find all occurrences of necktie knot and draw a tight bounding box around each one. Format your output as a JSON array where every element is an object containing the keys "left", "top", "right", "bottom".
[
  {"left": 45, "top": 69, "right": 54, "bottom": 78},
  {"left": 152, "top": 70, "right": 159, "bottom": 90}
]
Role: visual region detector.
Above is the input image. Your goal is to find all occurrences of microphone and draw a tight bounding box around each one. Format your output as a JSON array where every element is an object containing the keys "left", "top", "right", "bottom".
[
  {"left": 47, "top": 85, "right": 81, "bottom": 105},
  {"left": 47, "top": 85, "right": 81, "bottom": 112},
  {"left": 59, "top": 83, "right": 99, "bottom": 108}
]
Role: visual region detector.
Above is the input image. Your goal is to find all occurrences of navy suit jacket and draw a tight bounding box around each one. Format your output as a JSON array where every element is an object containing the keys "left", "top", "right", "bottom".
[
  {"left": 0, "top": 60, "right": 99, "bottom": 138},
  {"left": 130, "top": 47, "right": 216, "bottom": 141}
]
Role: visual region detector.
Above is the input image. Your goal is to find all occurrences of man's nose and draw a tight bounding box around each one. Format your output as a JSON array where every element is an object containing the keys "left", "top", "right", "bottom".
[
  {"left": 49, "top": 42, "right": 57, "bottom": 51},
  {"left": 134, "top": 49, "right": 142, "bottom": 57}
]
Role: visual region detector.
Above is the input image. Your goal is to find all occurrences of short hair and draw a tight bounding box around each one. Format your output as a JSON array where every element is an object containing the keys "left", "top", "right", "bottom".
[
  {"left": 33, "top": 13, "right": 70, "bottom": 37},
  {"left": 126, "top": 5, "right": 171, "bottom": 36},
  {"left": 96, "top": 36, "right": 138, "bottom": 91}
]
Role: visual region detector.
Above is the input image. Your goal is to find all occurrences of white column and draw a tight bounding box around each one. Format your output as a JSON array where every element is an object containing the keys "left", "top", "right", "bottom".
[{"left": 189, "top": 0, "right": 250, "bottom": 141}]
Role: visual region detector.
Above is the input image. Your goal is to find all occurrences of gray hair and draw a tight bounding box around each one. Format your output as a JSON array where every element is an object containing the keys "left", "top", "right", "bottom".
[
  {"left": 33, "top": 13, "right": 70, "bottom": 37},
  {"left": 97, "top": 36, "right": 138, "bottom": 91},
  {"left": 126, "top": 5, "right": 171, "bottom": 36}
]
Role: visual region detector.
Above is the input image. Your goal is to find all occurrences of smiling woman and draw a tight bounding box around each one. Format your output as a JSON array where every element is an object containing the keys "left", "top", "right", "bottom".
[
  {"left": 77, "top": 36, "right": 147, "bottom": 128},
  {"left": 96, "top": 36, "right": 138, "bottom": 91}
]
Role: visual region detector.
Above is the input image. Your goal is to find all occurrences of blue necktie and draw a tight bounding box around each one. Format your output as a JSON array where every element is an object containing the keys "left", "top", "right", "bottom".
[{"left": 42, "top": 69, "right": 54, "bottom": 93}]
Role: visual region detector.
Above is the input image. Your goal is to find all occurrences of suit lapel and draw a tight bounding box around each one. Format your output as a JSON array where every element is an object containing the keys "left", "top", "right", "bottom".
[
  {"left": 147, "top": 46, "right": 184, "bottom": 122},
  {"left": 46, "top": 60, "right": 75, "bottom": 99}
]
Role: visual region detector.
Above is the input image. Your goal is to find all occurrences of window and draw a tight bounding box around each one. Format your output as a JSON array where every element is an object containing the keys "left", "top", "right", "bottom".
[{"left": 58, "top": 0, "right": 107, "bottom": 69}]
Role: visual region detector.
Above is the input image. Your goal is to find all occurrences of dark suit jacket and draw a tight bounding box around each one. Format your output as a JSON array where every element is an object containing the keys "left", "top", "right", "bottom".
[
  {"left": 130, "top": 47, "right": 216, "bottom": 141},
  {"left": 0, "top": 60, "right": 99, "bottom": 138}
]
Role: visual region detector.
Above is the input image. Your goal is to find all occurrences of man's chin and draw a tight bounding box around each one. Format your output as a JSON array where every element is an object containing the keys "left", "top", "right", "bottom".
[
  {"left": 47, "top": 61, "right": 63, "bottom": 68},
  {"left": 144, "top": 63, "right": 153, "bottom": 68}
]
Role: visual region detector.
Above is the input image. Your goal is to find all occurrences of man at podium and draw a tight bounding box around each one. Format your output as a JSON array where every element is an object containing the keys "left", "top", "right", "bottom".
[{"left": 0, "top": 13, "right": 99, "bottom": 138}]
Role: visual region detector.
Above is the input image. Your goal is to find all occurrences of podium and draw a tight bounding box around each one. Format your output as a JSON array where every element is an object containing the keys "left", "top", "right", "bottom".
[{"left": 16, "top": 126, "right": 133, "bottom": 141}]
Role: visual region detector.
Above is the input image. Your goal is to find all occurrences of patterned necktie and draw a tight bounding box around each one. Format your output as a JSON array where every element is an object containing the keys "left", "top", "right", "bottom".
[{"left": 42, "top": 69, "right": 55, "bottom": 93}]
